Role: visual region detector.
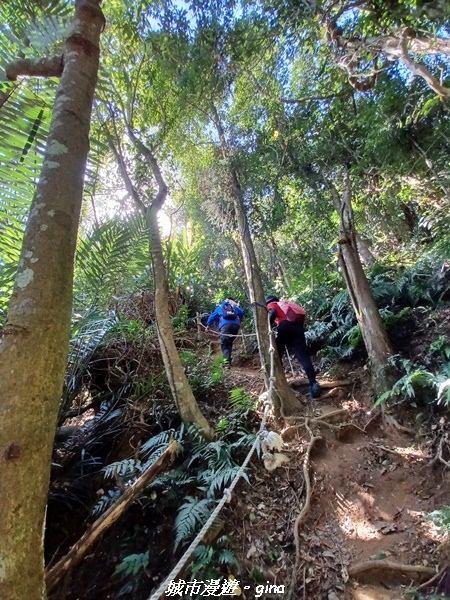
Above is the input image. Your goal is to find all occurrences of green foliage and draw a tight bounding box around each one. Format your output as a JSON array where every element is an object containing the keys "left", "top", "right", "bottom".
[
  {"left": 114, "top": 551, "right": 150, "bottom": 578},
  {"left": 181, "top": 353, "right": 226, "bottom": 395},
  {"left": 175, "top": 496, "right": 214, "bottom": 548},
  {"left": 374, "top": 355, "right": 444, "bottom": 409},
  {"left": 188, "top": 535, "right": 240, "bottom": 580},
  {"left": 229, "top": 387, "right": 255, "bottom": 411}
]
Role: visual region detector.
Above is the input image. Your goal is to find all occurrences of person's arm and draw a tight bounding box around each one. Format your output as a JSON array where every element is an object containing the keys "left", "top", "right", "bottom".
[
  {"left": 236, "top": 306, "right": 245, "bottom": 319},
  {"left": 206, "top": 307, "right": 220, "bottom": 328},
  {"left": 268, "top": 307, "right": 277, "bottom": 325}
]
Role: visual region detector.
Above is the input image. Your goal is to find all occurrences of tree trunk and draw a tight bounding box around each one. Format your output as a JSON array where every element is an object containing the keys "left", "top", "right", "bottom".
[
  {"left": 145, "top": 202, "right": 213, "bottom": 438},
  {"left": 112, "top": 128, "right": 213, "bottom": 439},
  {"left": 212, "top": 109, "right": 301, "bottom": 417},
  {"left": 334, "top": 170, "right": 396, "bottom": 395},
  {"left": 0, "top": 2, "right": 104, "bottom": 599}
]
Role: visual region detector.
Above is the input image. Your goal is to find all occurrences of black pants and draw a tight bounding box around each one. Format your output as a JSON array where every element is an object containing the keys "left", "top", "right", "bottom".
[
  {"left": 220, "top": 323, "right": 240, "bottom": 363},
  {"left": 275, "top": 320, "right": 316, "bottom": 383}
]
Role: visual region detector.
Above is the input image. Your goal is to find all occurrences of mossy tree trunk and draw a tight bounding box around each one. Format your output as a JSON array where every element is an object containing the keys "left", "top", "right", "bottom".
[{"left": 0, "top": 2, "right": 104, "bottom": 599}]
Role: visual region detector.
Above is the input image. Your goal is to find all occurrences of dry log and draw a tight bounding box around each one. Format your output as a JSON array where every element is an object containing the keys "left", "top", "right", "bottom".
[{"left": 46, "top": 440, "right": 178, "bottom": 592}]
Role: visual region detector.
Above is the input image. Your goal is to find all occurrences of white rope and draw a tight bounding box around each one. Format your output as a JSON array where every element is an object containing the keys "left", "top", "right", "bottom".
[
  {"left": 147, "top": 309, "right": 275, "bottom": 600},
  {"left": 200, "top": 322, "right": 258, "bottom": 338}
]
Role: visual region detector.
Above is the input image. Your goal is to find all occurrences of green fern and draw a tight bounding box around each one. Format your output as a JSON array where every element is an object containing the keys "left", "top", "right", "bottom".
[
  {"left": 103, "top": 458, "right": 140, "bottom": 480},
  {"left": 229, "top": 387, "right": 255, "bottom": 410},
  {"left": 175, "top": 497, "right": 213, "bottom": 548},
  {"left": 92, "top": 488, "right": 121, "bottom": 516},
  {"left": 114, "top": 551, "right": 150, "bottom": 578}
]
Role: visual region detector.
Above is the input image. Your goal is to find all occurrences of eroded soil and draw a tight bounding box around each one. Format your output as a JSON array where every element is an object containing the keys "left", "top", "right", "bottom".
[{"left": 213, "top": 338, "right": 450, "bottom": 600}]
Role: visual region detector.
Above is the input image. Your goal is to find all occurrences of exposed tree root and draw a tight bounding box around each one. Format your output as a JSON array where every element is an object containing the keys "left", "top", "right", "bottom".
[
  {"left": 426, "top": 435, "right": 450, "bottom": 469},
  {"left": 289, "top": 420, "right": 323, "bottom": 598},
  {"left": 46, "top": 440, "right": 178, "bottom": 593},
  {"left": 282, "top": 408, "right": 349, "bottom": 423},
  {"left": 382, "top": 409, "right": 414, "bottom": 435},
  {"left": 289, "top": 378, "right": 351, "bottom": 388},
  {"left": 416, "top": 566, "right": 449, "bottom": 591},
  {"left": 348, "top": 559, "right": 436, "bottom": 579}
]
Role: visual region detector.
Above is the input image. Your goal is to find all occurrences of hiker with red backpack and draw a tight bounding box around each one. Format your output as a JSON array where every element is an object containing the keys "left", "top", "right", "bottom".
[
  {"left": 265, "top": 295, "right": 322, "bottom": 398},
  {"left": 205, "top": 298, "right": 244, "bottom": 368}
]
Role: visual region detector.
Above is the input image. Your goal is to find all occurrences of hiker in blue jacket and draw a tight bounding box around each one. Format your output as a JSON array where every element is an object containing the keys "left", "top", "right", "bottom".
[{"left": 206, "top": 298, "right": 244, "bottom": 368}]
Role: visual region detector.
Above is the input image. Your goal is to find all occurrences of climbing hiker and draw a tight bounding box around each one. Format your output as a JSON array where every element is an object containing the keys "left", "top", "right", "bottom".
[
  {"left": 205, "top": 298, "right": 244, "bottom": 368},
  {"left": 265, "top": 295, "right": 322, "bottom": 398}
]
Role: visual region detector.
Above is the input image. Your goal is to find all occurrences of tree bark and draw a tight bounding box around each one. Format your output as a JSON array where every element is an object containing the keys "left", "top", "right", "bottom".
[
  {"left": 212, "top": 108, "right": 301, "bottom": 417},
  {"left": 111, "top": 127, "right": 213, "bottom": 439},
  {"left": 332, "top": 170, "right": 396, "bottom": 395},
  {"left": 0, "top": 2, "right": 104, "bottom": 600},
  {"left": 6, "top": 56, "right": 63, "bottom": 81}
]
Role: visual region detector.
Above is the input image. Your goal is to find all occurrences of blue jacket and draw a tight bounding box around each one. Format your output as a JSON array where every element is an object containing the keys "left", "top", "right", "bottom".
[{"left": 207, "top": 301, "right": 244, "bottom": 330}]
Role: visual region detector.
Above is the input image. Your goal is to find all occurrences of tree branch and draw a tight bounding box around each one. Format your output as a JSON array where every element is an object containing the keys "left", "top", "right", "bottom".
[
  {"left": 126, "top": 128, "right": 168, "bottom": 211},
  {"left": 398, "top": 34, "right": 450, "bottom": 98},
  {"left": 5, "top": 56, "right": 63, "bottom": 81}
]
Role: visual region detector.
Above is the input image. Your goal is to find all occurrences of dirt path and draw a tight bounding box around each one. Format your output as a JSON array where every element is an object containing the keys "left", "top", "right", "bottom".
[{"left": 216, "top": 351, "right": 449, "bottom": 600}]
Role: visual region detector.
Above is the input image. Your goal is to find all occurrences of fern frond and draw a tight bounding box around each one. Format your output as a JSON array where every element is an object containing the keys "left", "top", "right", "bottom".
[
  {"left": 103, "top": 458, "right": 139, "bottom": 480},
  {"left": 175, "top": 497, "right": 213, "bottom": 548},
  {"left": 92, "top": 488, "right": 121, "bottom": 516}
]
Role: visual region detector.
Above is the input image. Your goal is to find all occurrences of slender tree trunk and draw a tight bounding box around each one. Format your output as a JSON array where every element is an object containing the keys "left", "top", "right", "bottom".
[
  {"left": 112, "top": 128, "right": 213, "bottom": 438},
  {"left": 269, "top": 233, "right": 290, "bottom": 289},
  {"left": 333, "top": 170, "right": 395, "bottom": 395},
  {"left": 145, "top": 201, "right": 213, "bottom": 438},
  {"left": 0, "top": 2, "right": 104, "bottom": 599},
  {"left": 212, "top": 109, "right": 301, "bottom": 417}
]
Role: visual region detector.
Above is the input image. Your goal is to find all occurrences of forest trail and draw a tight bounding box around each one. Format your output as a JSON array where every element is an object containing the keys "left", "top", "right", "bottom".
[{"left": 208, "top": 333, "right": 449, "bottom": 600}]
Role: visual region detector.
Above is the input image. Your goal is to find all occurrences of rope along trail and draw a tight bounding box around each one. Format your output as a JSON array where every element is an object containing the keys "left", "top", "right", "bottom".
[{"left": 147, "top": 312, "right": 276, "bottom": 600}]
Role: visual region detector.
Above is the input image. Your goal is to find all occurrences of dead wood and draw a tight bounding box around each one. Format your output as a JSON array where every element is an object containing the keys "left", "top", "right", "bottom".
[
  {"left": 348, "top": 559, "right": 436, "bottom": 579},
  {"left": 46, "top": 440, "right": 178, "bottom": 593},
  {"left": 290, "top": 420, "right": 323, "bottom": 596}
]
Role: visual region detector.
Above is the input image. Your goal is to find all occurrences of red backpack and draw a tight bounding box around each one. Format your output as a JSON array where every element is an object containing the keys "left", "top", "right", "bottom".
[{"left": 277, "top": 300, "right": 306, "bottom": 324}]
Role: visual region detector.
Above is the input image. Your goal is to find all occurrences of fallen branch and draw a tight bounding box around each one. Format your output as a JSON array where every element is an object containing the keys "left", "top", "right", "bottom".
[
  {"left": 46, "top": 440, "right": 179, "bottom": 593},
  {"left": 290, "top": 420, "right": 323, "bottom": 596},
  {"left": 348, "top": 559, "right": 436, "bottom": 579}
]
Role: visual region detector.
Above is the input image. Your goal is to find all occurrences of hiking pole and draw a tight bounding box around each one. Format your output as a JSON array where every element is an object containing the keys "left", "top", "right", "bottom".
[{"left": 286, "top": 349, "right": 295, "bottom": 377}]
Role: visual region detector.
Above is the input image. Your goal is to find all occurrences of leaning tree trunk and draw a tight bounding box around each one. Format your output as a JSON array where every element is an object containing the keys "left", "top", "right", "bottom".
[
  {"left": 213, "top": 110, "right": 301, "bottom": 417},
  {"left": 333, "top": 169, "right": 396, "bottom": 395},
  {"left": 0, "top": 2, "right": 104, "bottom": 599},
  {"left": 113, "top": 129, "right": 213, "bottom": 439}
]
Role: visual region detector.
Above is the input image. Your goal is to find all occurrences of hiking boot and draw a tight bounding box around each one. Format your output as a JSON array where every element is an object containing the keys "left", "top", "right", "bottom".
[{"left": 309, "top": 382, "right": 322, "bottom": 399}]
